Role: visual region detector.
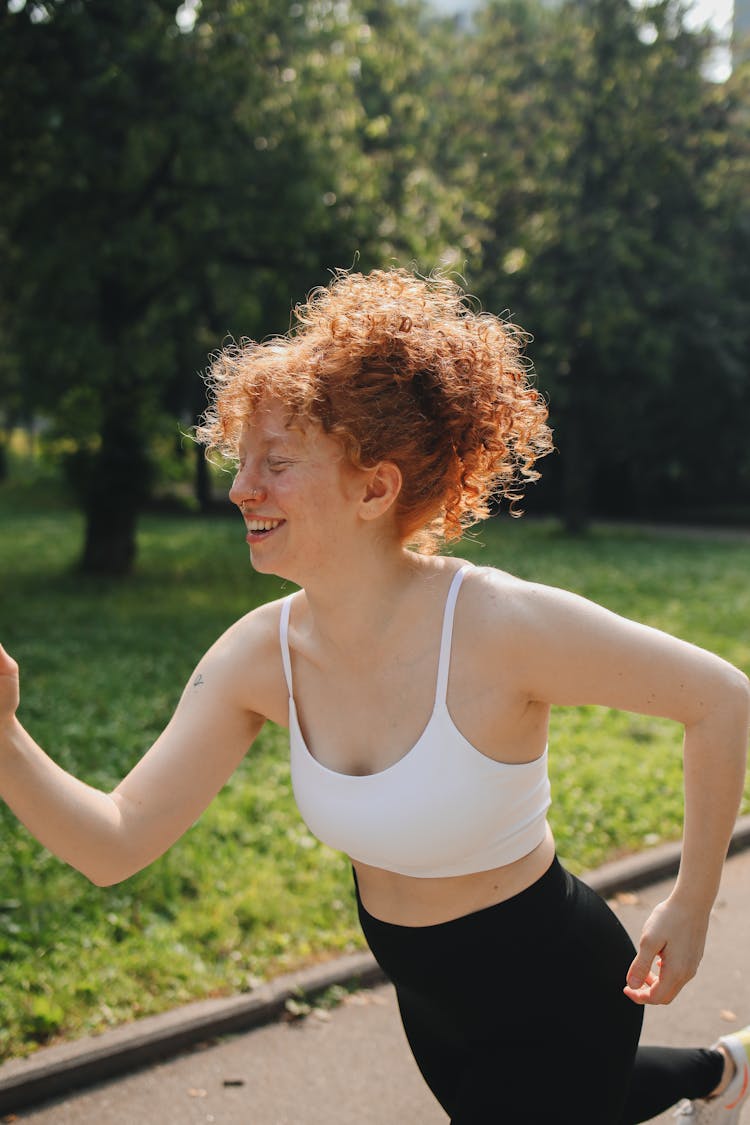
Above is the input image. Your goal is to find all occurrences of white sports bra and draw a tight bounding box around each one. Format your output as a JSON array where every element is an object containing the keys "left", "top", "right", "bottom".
[{"left": 279, "top": 566, "right": 551, "bottom": 878}]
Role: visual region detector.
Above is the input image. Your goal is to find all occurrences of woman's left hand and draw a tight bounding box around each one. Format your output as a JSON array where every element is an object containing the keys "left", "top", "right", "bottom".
[{"left": 623, "top": 895, "right": 710, "bottom": 1006}]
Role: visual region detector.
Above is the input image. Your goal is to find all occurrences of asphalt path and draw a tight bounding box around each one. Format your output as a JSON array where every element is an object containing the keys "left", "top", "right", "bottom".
[{"left": 7, "top": 847, "right": 750, "bottom": 1125}]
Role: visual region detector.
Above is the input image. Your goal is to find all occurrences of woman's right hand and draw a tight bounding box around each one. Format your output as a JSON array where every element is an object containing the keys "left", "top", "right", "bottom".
[{"left": 0, "top": 643, "right": 20, "bottom": 722}]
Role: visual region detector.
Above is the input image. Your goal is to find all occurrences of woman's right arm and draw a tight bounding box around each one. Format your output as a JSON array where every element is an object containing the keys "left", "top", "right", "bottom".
[{"left": 0, "top": 616, "right": 271, "bottom": 887}]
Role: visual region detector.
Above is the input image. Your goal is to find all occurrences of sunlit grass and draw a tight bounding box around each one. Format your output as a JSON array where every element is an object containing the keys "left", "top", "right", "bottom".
[{"left": 1, "top": 502, "right": 748, "bottom": 1060}]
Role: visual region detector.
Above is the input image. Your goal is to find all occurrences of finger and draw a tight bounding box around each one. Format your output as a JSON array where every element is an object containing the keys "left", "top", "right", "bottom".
[
  {"left": 645, "top": 959, "right": 694, "bottom": 1006},
  {"left": 626, "top": 940, "right": 663, "bottom": 991},
  {"left": 625, "top": 980, "right": 675, "bottom": 1006},
  {"left": 625, "top": 958, "right": 691, "bottom": 1007},
  {"left": 623, "top": 969, "right": 659, "bottom": 1005}
]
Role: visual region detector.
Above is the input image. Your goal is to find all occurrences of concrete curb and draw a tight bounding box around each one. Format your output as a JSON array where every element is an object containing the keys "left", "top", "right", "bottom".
[
  {"left": 3, "top": 813, "right": 750, "bottom": 1116},
  {"left": 0, "top": 953, "right": 386, "bottom": 1117}
]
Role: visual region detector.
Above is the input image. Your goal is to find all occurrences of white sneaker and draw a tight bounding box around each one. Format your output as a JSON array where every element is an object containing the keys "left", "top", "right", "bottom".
[{"left": 673, "top": 1025, "right": 750, "bottom": 1122}]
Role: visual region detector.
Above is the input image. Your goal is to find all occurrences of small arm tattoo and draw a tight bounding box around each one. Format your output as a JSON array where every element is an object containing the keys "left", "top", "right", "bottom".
[{"left": 192, "top": 673, "right": 206, "bottom": 688}]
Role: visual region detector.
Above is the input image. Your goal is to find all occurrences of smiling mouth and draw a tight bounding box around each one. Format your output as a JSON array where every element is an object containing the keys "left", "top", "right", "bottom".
[
  {"left": 247, "top": 519, "right": 283, "bottom": 532},
  {"left": 245, "top": 518, "right": 285, "bottom": 541}
]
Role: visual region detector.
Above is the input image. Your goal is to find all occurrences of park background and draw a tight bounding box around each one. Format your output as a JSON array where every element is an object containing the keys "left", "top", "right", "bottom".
[{"left": 1, "top": 0, "right": 749, "bottom": 1063}]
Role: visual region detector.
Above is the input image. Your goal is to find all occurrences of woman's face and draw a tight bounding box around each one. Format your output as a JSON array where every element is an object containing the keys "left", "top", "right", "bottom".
[{"left": 228, "top": 398, "right": 365, "bottom": 580}]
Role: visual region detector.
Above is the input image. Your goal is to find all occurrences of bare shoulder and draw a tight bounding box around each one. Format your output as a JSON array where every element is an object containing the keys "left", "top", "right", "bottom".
[
  {"left": 460, "top": 564, "right": 596, "bottom": 632},
  {"left": 455, "top": 564, "right": 594, "bottom": 678},
  {"left": 193, "top": 596, "right": 292, "bottom": 726},
  {"left": 458, "top": 564, "right": 548, "bottom": 634},
  {"left": 457, "top": 563, "right": 746, "bottom": 715}
]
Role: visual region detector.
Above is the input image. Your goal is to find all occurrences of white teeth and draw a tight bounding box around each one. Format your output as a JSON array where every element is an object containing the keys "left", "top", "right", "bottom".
[{"left": 247, "top": 519, "right": 281, "bottom": 532}]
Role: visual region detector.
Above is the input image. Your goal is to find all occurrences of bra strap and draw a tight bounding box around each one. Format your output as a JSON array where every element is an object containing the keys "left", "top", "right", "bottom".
[
  {"left": 279, "top": 596, "right": 294, "bottom": 695},
  {"left": 434, "top": 566, "right": 472, "bottom": 704}
]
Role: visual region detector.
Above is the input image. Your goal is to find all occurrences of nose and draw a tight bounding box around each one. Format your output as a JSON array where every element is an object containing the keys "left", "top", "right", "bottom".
[{"left": 229, "top": 463, "right": 267, "bottom": 509}]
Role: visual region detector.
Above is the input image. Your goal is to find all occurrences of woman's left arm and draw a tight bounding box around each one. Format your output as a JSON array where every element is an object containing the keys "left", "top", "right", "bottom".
[{"left": 503, "top": 578, "right": 750, "bottom": 1006}]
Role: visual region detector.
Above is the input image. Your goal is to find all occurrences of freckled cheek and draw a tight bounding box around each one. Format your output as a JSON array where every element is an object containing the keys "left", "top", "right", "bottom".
[
  {"left": 272, "top": 476, "right": 309, "bottom": 510},
  {"left": 286, "top": 466, "right": 339, "bottom": 498},
  {"left": 273, "top": 466, "right": 350, "bottom": 525}
]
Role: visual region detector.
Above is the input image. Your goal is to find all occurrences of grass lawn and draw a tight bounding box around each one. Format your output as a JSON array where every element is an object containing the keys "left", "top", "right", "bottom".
[{"left": 1, "top": 497, "right": 749, "bottom": 1061}]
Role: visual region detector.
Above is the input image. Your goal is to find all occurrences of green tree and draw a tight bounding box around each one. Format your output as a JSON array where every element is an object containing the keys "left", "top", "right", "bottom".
[
  {"left": 460, "top": 0, "right": 749, "bottom": 528},
  {"left": 1, "top": 0, "right": 278, "bottom": 572},
  {"left": 0, "top": 0, "right": 464, "bottom": 573}
]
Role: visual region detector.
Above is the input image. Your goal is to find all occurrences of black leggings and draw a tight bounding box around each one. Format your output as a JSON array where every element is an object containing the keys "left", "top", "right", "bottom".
[{"left": 353, "top": 857, "right": 723, "bottom": 1124}]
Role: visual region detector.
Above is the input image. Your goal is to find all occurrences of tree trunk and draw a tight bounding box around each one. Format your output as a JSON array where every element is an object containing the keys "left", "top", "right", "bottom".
[
  {"left": 81, "top": 495, "right": 140, "bottom": 576},
  {"left": 560, "top": 405, "right": 590, "bottom": 535},
  {"left": 76, "top": 409, "right": 153, "bottom": 576},
  {"left": 559, "top": 344, "right": 592, "bottom": 535}
]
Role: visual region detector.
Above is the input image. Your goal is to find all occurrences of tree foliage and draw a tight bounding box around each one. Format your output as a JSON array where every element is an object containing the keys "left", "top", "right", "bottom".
[
  {"left": 0, "top": 0, "right": 463, "bottom": 572},
  {"left": 458, "top": 0, "right": 750, "bottom": 528},
  {"left": 1, "top": 0, "right": 749, "bottom": 565}
]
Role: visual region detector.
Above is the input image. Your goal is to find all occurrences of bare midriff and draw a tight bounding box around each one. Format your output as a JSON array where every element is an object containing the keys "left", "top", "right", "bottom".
[{"left": 352, "top": 823, "right": 556, "bottom": 927}]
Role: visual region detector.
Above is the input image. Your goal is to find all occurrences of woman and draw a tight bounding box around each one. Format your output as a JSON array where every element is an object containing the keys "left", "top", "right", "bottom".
[{"left": 1, "top": 268, "right": 748, "bottom": 1123}]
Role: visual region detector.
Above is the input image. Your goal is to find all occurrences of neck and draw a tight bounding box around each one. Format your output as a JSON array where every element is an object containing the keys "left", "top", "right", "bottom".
[{"left": 295, "top": 542, "right": 434, "bottom": 650}]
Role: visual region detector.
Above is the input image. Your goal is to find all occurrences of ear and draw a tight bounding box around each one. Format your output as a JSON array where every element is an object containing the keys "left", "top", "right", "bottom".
[{"left": 358, "top": 461, "right": 402, "bottom": 522}]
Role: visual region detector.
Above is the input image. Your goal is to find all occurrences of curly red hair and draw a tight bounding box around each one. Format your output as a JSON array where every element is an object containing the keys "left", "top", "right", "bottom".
[{"left": 197, "top": 268, "right": 552, "bottom": 553}]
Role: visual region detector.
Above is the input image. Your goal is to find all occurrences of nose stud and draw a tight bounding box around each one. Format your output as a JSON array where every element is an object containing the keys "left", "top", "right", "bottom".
[{"left": 239, "top": 491, "right": 260, "bottom": 513}]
